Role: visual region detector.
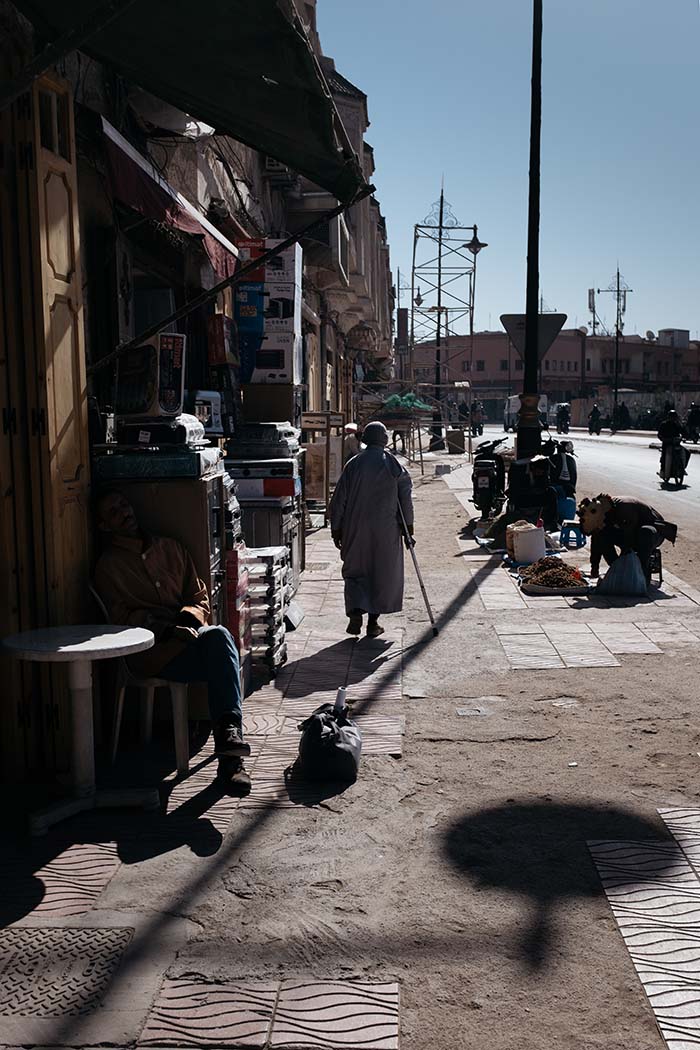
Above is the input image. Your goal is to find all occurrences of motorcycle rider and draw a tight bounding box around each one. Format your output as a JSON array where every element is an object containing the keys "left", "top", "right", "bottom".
[
  {"left": 588, "top": 404, "right": 602, "bottom": 434},
  {"left": 543, "top": 437, "right": 577, "bottom": 499},
  {"left": 686, "top": 402, "right": 700, "bottom": 442},
  {"left": 556, "top": 403, "right": 571, "bottom": 433},
  {"left": 657, "top": 409, "right": 687, "bottom": 479}
]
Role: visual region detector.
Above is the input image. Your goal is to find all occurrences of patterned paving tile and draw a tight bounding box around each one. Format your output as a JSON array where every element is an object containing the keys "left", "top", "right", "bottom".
[
  {"left": 660, "top": 809, "right": 700, "bottom": 876},
  {"left": 588, "top": 625, "right": 662, "bottom": 655},
  {"left": 636, "top": 623, "right": 700, "bottom": 646},
  {"left": 497, "top": 634, "right": 564, "bottom": 670},
  {"left": 589, "top": 839, "right": 700, "bottom": 1049},
  {"left": 0, "top": 842, "right": 120, "bottom": 917},
  {"left": 243, "top": 713, "right": 291, "bottom": 736},
  {"left": 140, "top": 978, "right": 277, "bottom": 1047},
  {"left": 0, "top": 926, "right": 133, "bottom": 1017},
  {"left": 236, "top": 775, "right": 340, "bottom": 810},
  {"left": 271, "top": 980, "right": 400, "bottom": 1050}
]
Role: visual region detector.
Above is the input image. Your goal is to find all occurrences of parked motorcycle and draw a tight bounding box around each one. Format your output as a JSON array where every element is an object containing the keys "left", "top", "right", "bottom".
[
  {"left": 659, "top": 439, "right": 689, "bottom": 487},
  {"left": 471, "top": 437, "right": 507, "bottom": 520}
]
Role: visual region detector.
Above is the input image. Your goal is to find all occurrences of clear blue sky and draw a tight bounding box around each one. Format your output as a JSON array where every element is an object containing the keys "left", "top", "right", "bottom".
[{"left": 318, "top": 0, "right": 700, "bottom": 339}]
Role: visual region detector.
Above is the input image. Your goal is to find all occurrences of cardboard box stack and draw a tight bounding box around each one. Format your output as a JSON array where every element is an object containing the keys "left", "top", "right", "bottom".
[{"left": 234, "top": 239, "right": 303, "bottom": 385}]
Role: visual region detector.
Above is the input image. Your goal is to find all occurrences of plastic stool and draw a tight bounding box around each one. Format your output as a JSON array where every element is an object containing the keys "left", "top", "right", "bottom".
[{"left": 559, "top": 520, "right": 586, "bottom": 549}]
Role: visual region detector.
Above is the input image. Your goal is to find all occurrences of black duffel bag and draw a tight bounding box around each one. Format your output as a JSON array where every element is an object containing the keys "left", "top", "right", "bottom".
[{"left": 296, "top": 703, "right": 362, "bottom": 783}]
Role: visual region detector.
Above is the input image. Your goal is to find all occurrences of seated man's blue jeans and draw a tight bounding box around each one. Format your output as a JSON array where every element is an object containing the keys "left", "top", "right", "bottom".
[{"left": 159, "top": 625, "right": 242, "bottom": 729}]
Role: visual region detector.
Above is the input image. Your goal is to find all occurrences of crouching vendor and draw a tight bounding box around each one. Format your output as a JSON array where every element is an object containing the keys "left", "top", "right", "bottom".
[{"left": 577, "top": 493, "right": 677, "bottom": 583}]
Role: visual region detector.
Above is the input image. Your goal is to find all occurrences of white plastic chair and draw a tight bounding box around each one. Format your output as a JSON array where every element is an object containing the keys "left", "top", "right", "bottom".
[{"left": 90, "top": 586, "right": 190, "bottom": 775}]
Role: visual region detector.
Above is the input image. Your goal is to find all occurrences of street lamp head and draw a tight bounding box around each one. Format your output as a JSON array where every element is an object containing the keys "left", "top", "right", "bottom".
[{"left": 465, "top": 233, "right": 488, "bottom": 256}]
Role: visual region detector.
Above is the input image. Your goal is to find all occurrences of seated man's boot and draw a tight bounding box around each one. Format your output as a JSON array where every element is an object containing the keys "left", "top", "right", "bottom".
[
  {"left": 213, "top": 717, "right": 251, "bottom": 758},
  {"left": 217, "top": 756, "right": 252, "bottom": 796}
]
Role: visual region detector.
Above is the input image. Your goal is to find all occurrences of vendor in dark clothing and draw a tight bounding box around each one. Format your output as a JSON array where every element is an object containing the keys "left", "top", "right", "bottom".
[{"left": 578, "top": 494, "right": 677, "bottom": 582}]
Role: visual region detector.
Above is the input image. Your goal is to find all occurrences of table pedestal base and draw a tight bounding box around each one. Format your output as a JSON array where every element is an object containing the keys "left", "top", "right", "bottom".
[{"left": 30, "top": 786, "right": 161, "bottom": 836}]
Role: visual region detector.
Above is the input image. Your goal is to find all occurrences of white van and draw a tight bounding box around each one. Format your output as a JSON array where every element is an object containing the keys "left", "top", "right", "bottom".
[{"left": 503, "top": 394, "right": 548, "bottom": 431}]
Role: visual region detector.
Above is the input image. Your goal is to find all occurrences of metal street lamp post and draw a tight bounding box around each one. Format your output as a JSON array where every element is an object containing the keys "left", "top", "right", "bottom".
[{"left": 465, "top": 230, "right": 487, "bottom": 460}]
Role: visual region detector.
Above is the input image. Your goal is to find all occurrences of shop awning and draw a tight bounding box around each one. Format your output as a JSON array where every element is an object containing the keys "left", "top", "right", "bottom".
[
  {"left": 11, "top": 0, "right": 367, "bottom": 203},
  {"left": 101, "top": 117, "right": 238, "bottom": 280}
]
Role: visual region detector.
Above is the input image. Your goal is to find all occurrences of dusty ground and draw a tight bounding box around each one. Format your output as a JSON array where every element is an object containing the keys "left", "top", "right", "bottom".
[{"left": 4, "top": 447, "right": 700, "bottom": 1049}]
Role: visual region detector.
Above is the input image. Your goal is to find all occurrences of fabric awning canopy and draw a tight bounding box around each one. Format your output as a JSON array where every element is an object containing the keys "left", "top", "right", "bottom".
[
  {"left": 101, "top": 117, "right": 238, "bottom": 280},
  {"left": 12, "top": 0, "right": 367, "bottom": 203}
]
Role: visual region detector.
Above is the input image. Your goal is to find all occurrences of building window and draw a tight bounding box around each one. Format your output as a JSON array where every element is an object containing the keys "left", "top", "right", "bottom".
[
  {"left": 574, "top": 361, "right": 578, "bottom": 372},
  {"left": 476, "top": 360, "right": 485, "bottom": 372},
  {"left": 514, "top": 359, "right": 523, "bottom": 371},
  {"left": 544, "top": 360, "right": 549, "bottom": 371},
  {"left": 462, "top": 360, "right": 470, "bottom": 372},
  {"left": 566, "top": 361, "right": 571, "bottom": 372},
  {"left": 552, "top": 361, "right": 557, "bottom": 371},
  {"left": 500, "top": 359, "right": 508, "bottom": 371},
  {"left": 586, "top": 358, "right": 591, "bottom": 371}
]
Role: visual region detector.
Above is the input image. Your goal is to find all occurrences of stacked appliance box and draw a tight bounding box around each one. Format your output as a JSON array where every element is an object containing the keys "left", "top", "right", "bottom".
[
  {"left": 223, "top": 473, "right": 252, "bottom": 691},
  {"left": 244, "top": 546, "right": 290, "bottom": 675},
  {"left": 227, "top": 421, "right": 300, "bottom": 460},
  {"left": 234, "top": 240, "right": 303, "bottom": 385},
  {"left": 225, "top": 421, "right": 304, "bottom": 595}
]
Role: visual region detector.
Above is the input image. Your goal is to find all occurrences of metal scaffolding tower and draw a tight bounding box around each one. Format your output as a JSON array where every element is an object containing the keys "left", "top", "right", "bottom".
[{"left": 409, "top": 190, "right": 485, "bottom": 448}]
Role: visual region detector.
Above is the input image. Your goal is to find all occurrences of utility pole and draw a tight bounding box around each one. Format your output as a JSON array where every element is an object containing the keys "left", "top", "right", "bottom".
[
  {"left": 430, "top": 189, "right": 446, "bottom": 450},
  {"left": 598, "top": 267, "right": 633, "bottom": 420},
  {"left": 518, "top": 0, "right": 543, "bottom": 456}
]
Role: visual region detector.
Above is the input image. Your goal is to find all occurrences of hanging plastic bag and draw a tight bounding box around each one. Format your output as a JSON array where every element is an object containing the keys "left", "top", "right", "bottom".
[{"left": 596, "top": 552, "right": 648, "bottom": 596}]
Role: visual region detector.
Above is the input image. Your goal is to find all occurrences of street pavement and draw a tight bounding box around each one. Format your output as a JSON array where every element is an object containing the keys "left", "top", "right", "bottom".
[
  {"left": 477, "top": 423, "right": 700, "bottom": 534},
  {"left": 4, "top": 439, "right": 700, "bottom": 1049}
]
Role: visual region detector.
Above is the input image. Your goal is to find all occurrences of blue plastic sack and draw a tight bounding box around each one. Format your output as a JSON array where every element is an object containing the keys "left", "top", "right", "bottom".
[{"left": 596, "top": 552, "right": 648, "bottom": 596}]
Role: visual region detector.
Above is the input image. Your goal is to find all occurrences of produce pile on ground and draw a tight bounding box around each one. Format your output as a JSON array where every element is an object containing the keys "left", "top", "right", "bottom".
[{"left": 519, "top": 558, "right": 586, "bottom": 588}]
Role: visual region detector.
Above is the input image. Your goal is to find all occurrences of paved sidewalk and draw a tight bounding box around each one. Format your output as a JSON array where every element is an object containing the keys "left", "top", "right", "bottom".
[{"left": 0, "top": 530, "right": 407, "bottom": 1049}]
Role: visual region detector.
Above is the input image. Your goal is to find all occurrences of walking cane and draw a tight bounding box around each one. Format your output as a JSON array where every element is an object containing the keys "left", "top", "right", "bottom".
[{"left": 398, "top": 502, "right": 439, "bottom": 637}]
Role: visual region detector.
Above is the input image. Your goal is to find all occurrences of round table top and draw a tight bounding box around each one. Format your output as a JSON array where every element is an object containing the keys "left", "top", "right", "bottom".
[{"left": 2, "top": 625, "right": 154, "bottom": 663}]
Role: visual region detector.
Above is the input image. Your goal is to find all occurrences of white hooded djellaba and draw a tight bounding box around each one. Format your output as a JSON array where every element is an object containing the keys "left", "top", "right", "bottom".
[{"left": 330, "top": 423, "right": 414, "bottom": 615}]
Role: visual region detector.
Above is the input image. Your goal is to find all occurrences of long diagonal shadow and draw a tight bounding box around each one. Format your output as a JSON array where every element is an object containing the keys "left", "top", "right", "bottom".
[{"left": 27, "top": 543, "right": 502, "bottom": 1044}]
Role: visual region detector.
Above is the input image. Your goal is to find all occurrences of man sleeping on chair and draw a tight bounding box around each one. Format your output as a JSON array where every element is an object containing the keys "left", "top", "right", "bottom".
[{"left": 94, "top": 488, "right": 251, "bottom": 791}]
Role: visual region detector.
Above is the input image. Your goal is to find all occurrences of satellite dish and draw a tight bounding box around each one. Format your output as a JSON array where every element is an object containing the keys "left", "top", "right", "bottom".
[
  {"left": 578, "top": 326, "right": 588, "bottom": 335},
  {"left": 646, "top": 330, "right": 656, "bottom": 341}
]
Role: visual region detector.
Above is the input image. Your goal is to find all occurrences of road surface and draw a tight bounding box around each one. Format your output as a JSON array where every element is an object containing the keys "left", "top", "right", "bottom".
[{"left": 475, "top": 423, "right": 700, "bottom": 533}]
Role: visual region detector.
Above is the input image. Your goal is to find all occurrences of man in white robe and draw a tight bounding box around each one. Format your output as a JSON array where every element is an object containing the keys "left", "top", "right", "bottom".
[{"left": 330, "top": 421, "right": 414, "bottom": 637}]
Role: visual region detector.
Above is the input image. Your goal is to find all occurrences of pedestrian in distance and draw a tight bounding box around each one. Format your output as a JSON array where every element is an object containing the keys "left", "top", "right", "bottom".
[
  {"left": 94, "top": 489, "right": 251, "bottom": 793},
  {"left": 343, "top": 422, "right": 361, "bottom": 464},
  {"left": 330, "top": 421, "right": 414, "bottom": 639}
]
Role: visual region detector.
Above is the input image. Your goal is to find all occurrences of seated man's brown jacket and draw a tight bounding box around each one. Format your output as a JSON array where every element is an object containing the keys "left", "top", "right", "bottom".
[{"left": 95, "top": 534, "right": 210, "bottom": 677}]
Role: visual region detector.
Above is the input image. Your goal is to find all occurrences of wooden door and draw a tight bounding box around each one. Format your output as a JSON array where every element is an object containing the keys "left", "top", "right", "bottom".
[
  {"left": 10, "top": 73, "right": 91, "bottom": 774},
  {"left": 23, "top": 73, "right": 91, "bottom": 626}
]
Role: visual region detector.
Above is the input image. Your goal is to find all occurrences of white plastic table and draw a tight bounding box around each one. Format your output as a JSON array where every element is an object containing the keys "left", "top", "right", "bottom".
[{"left": 3, "top": 624, "right": 158, "bottom": 834}]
